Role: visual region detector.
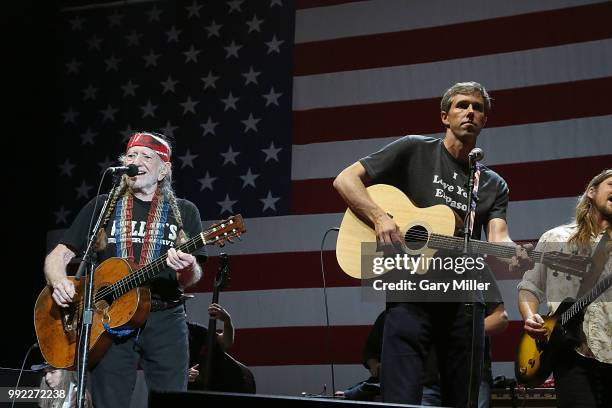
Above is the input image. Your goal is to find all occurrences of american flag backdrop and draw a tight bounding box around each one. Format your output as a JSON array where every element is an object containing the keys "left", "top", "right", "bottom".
[{"left": 48, "top": 0, "right": 612, "bottom": 396}]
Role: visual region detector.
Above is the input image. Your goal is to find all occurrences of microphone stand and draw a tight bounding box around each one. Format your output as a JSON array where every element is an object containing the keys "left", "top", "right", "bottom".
[
  {"left": 74, "top": 175, "right": 121, "bottom": 408},
  {"left": 463, "top": 155, "right": 483, "bottom": 408}
]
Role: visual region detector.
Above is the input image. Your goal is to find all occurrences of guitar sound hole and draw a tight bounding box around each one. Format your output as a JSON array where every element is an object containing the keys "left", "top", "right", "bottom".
[
  {"left": 94, "top": 286, "right": 114, "bottom": 310},
  {"left": 405, "top": 225, "right": 428, "bottom": 250}
]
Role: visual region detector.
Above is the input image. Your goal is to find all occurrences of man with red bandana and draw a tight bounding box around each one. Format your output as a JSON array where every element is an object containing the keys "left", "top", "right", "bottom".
[{"left": 44, "top": 131, "right": 207, "bottom": 407}]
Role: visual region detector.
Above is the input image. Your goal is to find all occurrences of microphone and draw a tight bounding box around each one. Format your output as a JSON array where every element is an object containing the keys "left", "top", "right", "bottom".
[
  {"left": 107, "top": 164, "right": 139, "bottom": 177},
  {"left": 468, "top": 148, "right": 484, "bottom": 162}
]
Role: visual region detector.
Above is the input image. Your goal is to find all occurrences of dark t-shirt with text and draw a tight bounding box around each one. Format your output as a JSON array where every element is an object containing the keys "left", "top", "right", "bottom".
[{"left": 61, "top": 194, "right": 207, "bottom": 300}]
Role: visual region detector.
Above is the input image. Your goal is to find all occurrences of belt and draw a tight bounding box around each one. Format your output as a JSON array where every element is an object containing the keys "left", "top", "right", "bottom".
[{"left": 150, "top": 299, "right": 184, "bottom": 312}]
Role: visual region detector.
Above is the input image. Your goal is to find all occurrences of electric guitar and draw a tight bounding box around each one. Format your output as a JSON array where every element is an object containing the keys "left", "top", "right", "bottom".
[
  {"left": 34, "top": 215, "right": 245, "bottom": 369},
  {"left": 515, "top": 272, "right": 612, "bottom": 385},
  {"left": 335, "top": 184, "right": 591, "bottom": 279}
]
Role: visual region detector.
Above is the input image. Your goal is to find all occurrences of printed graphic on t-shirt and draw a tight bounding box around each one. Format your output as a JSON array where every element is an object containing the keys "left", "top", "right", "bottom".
[
  {"left": 108, "top": 220, "right": 179, "bottom": 247},
  {"left": 431, "top": 174, "right": 468, "bottom": 212}
]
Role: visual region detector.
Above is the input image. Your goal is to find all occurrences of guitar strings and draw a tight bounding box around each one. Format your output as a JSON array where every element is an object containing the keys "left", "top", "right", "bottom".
[{"left": 78, "top": 223, "right": 240, "bottom": 311}]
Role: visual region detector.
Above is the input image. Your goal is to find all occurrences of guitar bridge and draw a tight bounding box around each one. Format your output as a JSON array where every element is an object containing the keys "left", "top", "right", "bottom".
[{"left": 61, "top": 306, "right": 80, "bottom": 339}]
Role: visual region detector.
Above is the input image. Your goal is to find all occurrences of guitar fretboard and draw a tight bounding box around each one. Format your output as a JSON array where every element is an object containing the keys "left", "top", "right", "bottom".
[
  {"left": 561, "top": 274, "right": 612, "bottom": 325},
  {"left": 92, "top": 218, "right": 238, "bottom": 303},
  {"left": 425, "top": 233, "right": 544, "bottom": 261}
]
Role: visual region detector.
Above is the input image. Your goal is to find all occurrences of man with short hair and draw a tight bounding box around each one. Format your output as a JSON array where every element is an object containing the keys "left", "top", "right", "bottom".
[{"left": 334, "top": 82, "right": 530, "bottom": 406}]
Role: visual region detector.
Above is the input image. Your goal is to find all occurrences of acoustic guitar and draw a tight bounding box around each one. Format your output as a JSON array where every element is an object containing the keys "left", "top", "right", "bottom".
[
  {"left": 336, "top": 184, "right": 591, "bottom": 280},
  {"left": 34, "top": 215, "right": 245, "bottom": 369}
]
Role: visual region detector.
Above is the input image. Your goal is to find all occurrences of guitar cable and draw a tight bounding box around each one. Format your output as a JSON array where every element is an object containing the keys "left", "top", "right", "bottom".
[
  {"left": 319, "top": 227, "right": 340, "bottom": 397},
  {"left": 10, "top": 342, "right": 38, "bottom": 408}
]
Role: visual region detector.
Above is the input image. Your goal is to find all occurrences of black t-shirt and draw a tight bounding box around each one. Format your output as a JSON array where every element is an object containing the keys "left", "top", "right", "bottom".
[
  {"left": 360, "top": 135, "right": 508, "bottom": 240},
  {"left": 61, "top": 193, "right": 207, "bottom": 300},
  {"left": 360, "top": 135, "right": 509, "bottom": 302}
]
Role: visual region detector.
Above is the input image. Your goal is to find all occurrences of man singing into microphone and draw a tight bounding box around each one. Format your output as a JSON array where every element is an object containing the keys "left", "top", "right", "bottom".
[
  {"left": 44, "top": 131, "right": 207, "bottom": 407},
  {"left": 333, "top": 82, "right": 531, "bottom": 407}
]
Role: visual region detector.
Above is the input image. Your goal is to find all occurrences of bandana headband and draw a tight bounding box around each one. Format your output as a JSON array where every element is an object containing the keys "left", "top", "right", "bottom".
[{"left": 126, "top": 132, "right": 171, "bottom": 162}]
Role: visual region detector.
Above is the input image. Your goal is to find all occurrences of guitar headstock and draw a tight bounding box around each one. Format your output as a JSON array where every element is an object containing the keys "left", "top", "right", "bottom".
[
  {"left": 204, "top": 214, "right": 246, "bottom": 247},
  {"left": 543, "top": 251, "right": 592, "bottom": 278}
]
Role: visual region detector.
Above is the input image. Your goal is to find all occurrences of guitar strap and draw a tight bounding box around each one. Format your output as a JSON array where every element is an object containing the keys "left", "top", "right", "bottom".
[
  {"left": 576, "top": 231, "right": 610, "bottom": 298},
  {"left": 467, "top": 162, "right": 481, "bottom": 236}
]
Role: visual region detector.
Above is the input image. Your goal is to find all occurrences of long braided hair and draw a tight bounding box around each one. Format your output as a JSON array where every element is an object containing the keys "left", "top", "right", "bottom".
[
  {"left": 568, "top": 168, "right": 612, "bottom": 252},
  {"left": 95, "top": 132, "right": 188, "bottom": 252}
]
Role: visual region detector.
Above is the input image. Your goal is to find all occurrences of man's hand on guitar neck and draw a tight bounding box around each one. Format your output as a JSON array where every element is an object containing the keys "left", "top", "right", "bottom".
[
  {"left": 167, "top": 248, "right": 202, "bottom": 289},
  {"left": 510, "top": 243, "right": 535, "bottom": 275}
]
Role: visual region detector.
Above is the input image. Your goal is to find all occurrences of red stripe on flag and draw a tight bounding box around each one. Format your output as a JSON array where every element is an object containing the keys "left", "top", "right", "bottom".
[
  {"left": 497, "top": 155, "right": 612, "bottom": 201},
  {"left": 293, "top": 77, "right": 612, "bottom": 145},
  {"left": 189, "top": 251, "right": 360, "bottom": 293},
  {"left": 228, "top": 321, "right": 524, "bottom": 366},
  {"left": 232, "top": 325, "right": 368, "bottom": 366},
  {"left": 290, "top": 155, "right": 612, "bottom": 215},
  {"left": 294, "top": 2, "right": 612, "bottom": 75},
  {"left": 189, "top": 248, "right": 531, "bottom": 293},
  {"left": 490, "top": 320, "right": 524, "bottom": 362}
]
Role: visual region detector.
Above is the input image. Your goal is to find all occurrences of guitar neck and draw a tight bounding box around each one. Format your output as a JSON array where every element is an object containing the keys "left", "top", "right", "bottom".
[
  {"left": 428, "top": 233, "right": 542, "bottom": 262},
  {"left": 102, "top": 231, "right": 207, "bottom": 301},
  {"left": 561, "top": 273, "right": 612, "bottom": 325}
]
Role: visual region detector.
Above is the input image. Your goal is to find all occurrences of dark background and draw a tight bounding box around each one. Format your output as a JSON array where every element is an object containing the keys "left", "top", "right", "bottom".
[{"left": 4, "top": 0, "right": 59, "bottom": 370}]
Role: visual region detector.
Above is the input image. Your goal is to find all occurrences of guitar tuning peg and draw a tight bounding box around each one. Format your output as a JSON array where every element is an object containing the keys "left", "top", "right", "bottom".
[
  {"left": 552, "top": 271, "right": 559, "bottom": 277},
  {"left": 566, "top": 274, "right": 572, "bottom": 281}
]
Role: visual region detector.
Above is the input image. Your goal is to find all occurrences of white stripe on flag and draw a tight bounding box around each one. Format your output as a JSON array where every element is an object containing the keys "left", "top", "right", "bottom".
[
  {"left": 293, "top": 39, "right": 612, "bottom": 110},
  {"left": 292, "top": 115, "right": 612, "bottom": 180},
  {"left": 189, "top": 280, "right": 524, "bottom": 330}
]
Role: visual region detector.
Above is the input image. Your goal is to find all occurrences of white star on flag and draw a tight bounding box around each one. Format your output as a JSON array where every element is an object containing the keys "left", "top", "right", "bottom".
[
  {"left": 205, "top": 21, "right": 222, "bottom": 38},
  {"left": 221, "top": 146, "right": 240, "bottom": 165},
  {"left": 246, "top": 15, "right": 263, "bottom": 33},
  {"left": 262, "top": 141, "right": 282, "bottom": 162},
  {"left": 121, "top": 80, "right": 139, "bottom": 97},
  {"left": 259, "top": 191, "right": 280, "bottom": 212},
  {"left": 75, "top": 181, "right": 93, "bottom": 199},
  {"left": 224, "top": 41, "right": 242, "bottom": 59},
  {"left": 54, "top": 207, "right": 71, "bottom": 225},
  {"left": 221, "top": 92, "right": 240, "bottom": 111},
  {"left": 242, "top": 66, "right": 260, "bottom": 85},
  {"left": 217, "top": 194, "right": 237, "bottom": 214},
  {"left": 265, "top": 35, "right": 284, "bottom": 54},
  {"left": 201, "top": 71, "right": 219, "bottom": 89},
  {"left": 240, "top": 168, "right": 260, "bottom": 188},
  {"left": 177, "top": 149, "right": 198, "bottom": 169},
  {"left": 141, "top": 100, "right": 158, "bottom": 118},
  {"left": 241, "top": 113, "right": 260, "bottom": 132},
  {"left": 81, "top": 128, "right": 98, "bottom": 145},
  {"left": 263, "top": 87, "right": 282, "bottom": 106},
  {"left": 200, "top": 117, "right": 218, "bottom": 136},
  {"left": 180, "top": 96, "right": 199, "bottom": 114},
  {"left": 100, "top": 105, "right": 118, "bottom": 122},
  {"left": 59, "top": 159, "right": 76, "bottom": 177},
  {"left": 198, "top": 171, "right": 217, "bottom": 191},
  {"left": 161, "top": 75, "right": 179, "bottom": 94}
]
